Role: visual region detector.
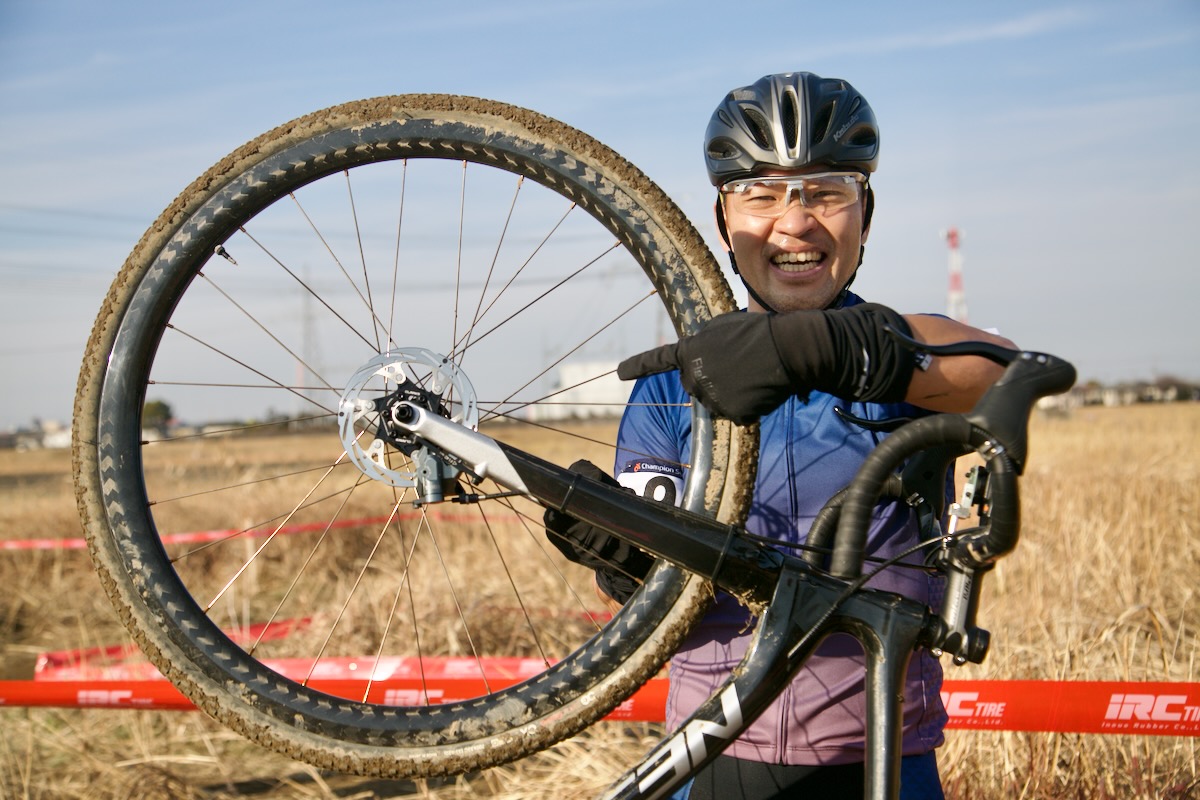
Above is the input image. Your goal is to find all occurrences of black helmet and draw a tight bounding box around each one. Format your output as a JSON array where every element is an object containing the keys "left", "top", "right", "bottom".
[{"left": 704, "top": 72, "right": 879, "bottom": 186}]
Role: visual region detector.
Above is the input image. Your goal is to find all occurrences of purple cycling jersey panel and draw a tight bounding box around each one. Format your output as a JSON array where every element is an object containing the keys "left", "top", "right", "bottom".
[{"left": 614, "top": 295, "right": 948, "bottom": 764}]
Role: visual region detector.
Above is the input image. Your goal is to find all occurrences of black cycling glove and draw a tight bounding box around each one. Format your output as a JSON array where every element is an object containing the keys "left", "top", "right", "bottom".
[
  {"left": 543, "top": 460, "right": 655, "bottom": 604},
  {"left": 617, "top": 303, "right": 917, "bottom": 425}
]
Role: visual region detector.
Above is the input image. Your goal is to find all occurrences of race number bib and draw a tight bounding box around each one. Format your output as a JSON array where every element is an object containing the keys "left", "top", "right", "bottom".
[{"left": 616, "top": 460, "right": 684, "bottom": 507}]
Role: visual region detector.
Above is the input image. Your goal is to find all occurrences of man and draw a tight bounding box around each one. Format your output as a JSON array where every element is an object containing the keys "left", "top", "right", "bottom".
[{"left": 549, "top": 72, "right": 1014, "bottom": 799}]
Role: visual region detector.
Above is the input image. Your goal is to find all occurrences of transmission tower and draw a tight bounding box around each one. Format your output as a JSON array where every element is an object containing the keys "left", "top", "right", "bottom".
[
  {"left": 942, "top": 227, "right": 968, "bottom": 324},
  {"left": 297, "top": 265, "right": 322, "bottom": 418}
]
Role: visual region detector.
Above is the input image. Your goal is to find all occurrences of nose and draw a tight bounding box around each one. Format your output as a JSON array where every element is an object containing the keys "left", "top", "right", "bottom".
[{"left": 773, "top": 199, "right": 818, "bottom": 236}]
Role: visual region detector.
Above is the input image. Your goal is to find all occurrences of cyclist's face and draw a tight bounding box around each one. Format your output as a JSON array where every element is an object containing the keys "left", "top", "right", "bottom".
[{"left": 719, "top": 170, "right": 869, "bottom": 312}]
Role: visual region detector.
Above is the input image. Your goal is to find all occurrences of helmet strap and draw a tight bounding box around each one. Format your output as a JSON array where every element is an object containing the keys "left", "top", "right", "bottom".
[
  {"left": 740, "top": 261, "right": 780, "bottom": 314},
  {"left": 834, "top": 184, "right": 872, "bottom": 308},
  {"left": 715, "top": 199, "right": 779, "bottom": 314}
]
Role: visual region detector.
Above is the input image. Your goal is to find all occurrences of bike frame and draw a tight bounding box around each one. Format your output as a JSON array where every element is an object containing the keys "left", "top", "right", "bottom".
[{"left": 390, "top": 339, "right": 1076, "bottom": 800}]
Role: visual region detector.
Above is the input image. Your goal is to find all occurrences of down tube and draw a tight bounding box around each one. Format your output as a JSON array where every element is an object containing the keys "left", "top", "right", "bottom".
[
  {"left": 600, "top": 569, "right": 933, "bottom": 800},
  {"left": 600, "top": 571, "right": 811, "bottom": 800}
]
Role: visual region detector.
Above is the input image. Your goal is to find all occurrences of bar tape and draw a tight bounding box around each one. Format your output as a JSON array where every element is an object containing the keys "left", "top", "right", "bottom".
[{"left": 1, "top": 661, "right": 1196, "bottom": 736}]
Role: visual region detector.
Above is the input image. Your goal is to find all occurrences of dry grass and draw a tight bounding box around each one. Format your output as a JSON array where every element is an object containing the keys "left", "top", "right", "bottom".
[
  {"left": 2, "top": 405, "right": 1198, "bottom": 798},
  {"left": 936, "top": 404, "right": 1199, "bottom": 799}
]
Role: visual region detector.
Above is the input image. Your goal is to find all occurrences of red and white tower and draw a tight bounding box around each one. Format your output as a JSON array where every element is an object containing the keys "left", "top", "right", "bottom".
[{"left": 943, "top": 227, "right": 968, "bottom": 324}]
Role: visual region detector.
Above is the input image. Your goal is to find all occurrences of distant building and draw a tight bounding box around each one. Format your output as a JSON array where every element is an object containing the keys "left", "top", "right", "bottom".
[
  {"left": 2, "top": 419, "right": 71, "bottom": 450},
  {"left": 528, "top": 360, "right": 630, "bottom": 421}
]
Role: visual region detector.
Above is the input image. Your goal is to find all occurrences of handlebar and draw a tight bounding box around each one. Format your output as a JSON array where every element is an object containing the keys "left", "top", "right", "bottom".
[
  {"left": 832, "top": 334, "right": 1076, "bottom": 577},
  {"left": 828, "top": 336, "right": 1075, "bottom": 664}
]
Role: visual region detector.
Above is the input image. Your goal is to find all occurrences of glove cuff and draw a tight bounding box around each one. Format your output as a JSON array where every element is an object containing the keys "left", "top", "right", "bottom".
[{"left": 769, "top": 304, "right": 916, "bottom": 403}]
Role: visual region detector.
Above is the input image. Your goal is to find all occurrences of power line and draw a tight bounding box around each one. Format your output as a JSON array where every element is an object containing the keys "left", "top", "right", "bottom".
[{"left": 0, "top": 201, "right": 154, "bottom": 224}]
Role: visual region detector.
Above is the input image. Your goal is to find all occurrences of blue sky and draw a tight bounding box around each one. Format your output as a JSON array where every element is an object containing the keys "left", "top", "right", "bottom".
[{"left": 1, "top": 1, "right": 1198, "bottom": 431}]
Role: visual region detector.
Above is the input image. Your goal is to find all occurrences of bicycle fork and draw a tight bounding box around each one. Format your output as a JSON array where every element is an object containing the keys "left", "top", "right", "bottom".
[{"left": 601, "top": 568, "right": 935, "bottom": 800}]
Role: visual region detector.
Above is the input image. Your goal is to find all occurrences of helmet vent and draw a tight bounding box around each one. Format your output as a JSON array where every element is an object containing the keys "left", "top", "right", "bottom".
[
  {"left": 810, "top": 102, "right": 834, "bottom": 146},
  {"left": 738, "top": 105, "right": 773, "bottom": 150},
  {"left": 849, "top": 127, "right": 878, "bottom": 148},
  {"left": 706, "top": 137, "right": 740, "bottom": 161},
  {"left": 781, "top": 91, "right": 799, "bottom": 151}
]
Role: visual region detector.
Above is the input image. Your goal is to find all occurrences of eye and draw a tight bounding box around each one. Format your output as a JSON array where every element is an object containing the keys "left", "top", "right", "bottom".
[
  {"left": 806, "top": 182, "right": 857, "bottom": 207},
  {"left": 736, "top": 183, "right": 786, "bottom": 209},
  {"left": 741, "top": 193, "right": 779, "bottom": 208},
  {"left": 742, "top": 183, "right": 781, "bottom": 199},
  {"left": 811, "top": 188, "right": 848, "bottom": 202}
]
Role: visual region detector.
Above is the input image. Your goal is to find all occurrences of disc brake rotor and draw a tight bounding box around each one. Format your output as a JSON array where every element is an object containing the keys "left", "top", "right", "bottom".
[{"left": 338, "top": 349, "right": 478, "bottom": 498}]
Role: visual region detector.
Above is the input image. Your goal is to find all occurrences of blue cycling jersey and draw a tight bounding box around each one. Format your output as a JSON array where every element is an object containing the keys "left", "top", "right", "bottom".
[{"left": 613, "top": 294, "right": 948, "bottom": 766}]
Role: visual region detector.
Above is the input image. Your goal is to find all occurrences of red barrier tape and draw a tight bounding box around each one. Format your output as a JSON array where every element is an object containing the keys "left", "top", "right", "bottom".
[
  {"left": 33, "top": 619, "right": 313, "bottom": 676},
  {"left": 0, "top": 656, "right": 666, "bottom": 721},
  {"left": 2, "top": 668, "right": 1197, "bottom": 735},
  {"left": 5, "top": 534, "right": 1196, "bottom": 736},
  {"left": 939, "top": 680, "right": 1200, "bottom": 736},
  {"left": 0, "top": 517, "right": 382, "bottom": 552},
  {"left": 0, "top": 510, "right": 521, "bottom": 551}
]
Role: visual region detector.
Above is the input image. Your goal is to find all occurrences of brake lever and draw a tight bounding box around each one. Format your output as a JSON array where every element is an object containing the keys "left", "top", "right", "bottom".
[{"left": 965, "top": 352, "right": 1077, "bottom": 474}]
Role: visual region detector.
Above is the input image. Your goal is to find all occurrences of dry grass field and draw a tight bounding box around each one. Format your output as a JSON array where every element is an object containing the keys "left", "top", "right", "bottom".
[{"left": 1, "top": 404, "right": 1197, "bottom": 799}]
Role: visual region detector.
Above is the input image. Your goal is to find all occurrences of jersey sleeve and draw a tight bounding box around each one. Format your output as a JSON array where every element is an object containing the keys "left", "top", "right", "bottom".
[{"left": 613, "top": 373, "right": 689, "bottom": 508}]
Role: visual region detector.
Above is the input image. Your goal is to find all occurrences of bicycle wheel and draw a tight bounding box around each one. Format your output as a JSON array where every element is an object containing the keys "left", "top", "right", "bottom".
[{"left": 72, "top": 95, "right": 756, "bottom": 777}]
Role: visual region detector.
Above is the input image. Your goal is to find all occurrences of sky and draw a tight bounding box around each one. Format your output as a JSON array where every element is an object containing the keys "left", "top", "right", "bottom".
[{"left": 1, "top": 0, "right": 1198, "bottom": 432}]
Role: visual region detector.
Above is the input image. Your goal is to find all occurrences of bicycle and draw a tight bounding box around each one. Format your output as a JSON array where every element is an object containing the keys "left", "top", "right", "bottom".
[{"left": 72, "top": 94, "right": 1075, "bottom": 799}]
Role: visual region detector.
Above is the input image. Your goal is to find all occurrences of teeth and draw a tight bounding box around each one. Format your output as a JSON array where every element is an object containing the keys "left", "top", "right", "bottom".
[{"left": 772, "top": 251, "right": 822, "bottom": 270}]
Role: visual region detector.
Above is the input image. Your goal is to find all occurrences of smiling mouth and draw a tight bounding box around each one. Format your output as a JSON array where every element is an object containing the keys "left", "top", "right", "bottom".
[{"left": 771, "top": 251, "right": 824, "bottom": 273}]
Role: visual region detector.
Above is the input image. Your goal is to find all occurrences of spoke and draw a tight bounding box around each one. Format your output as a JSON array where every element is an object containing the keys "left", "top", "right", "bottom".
[
  {"left": 387, "top": 159, "right": 408, "bottom": 352},
  {"left": 412, "top": 504, "right": 493, "bottom": 693},
  {"left": 148, "top": 381, "right": 340, "bottom": 393},
  {"left": 235, "top": 223, "right": 382, "bottom": 354},
  {"left": 301, "top": 499, "right": 412, "bottom": 685},
  {"left": 200, "top": 453, "right": 357, "bottom": 610},
  {"left": 287, "top": 191, "right": 384, "bottom": 336},
  {"left": 149, "top": 459, "right": 356, "bottom": 506},
  {"left": 344, "top": 170, "right": 383, "bottom": 352},
  {"left": 451, "top": 160, "right": 467, "bottom": 361},
  {"left": 493, "top": 495, "right": 608, "bottom": 643},
  {"left": 247, "top": 479, "right": 368, "bottom": 656},
  {"left": 140, "top": 413, "right": 333, "bottom": 442},
  {"left": 364, "top": 545, "right": 417, "bottom": 703},
  {"left": 163, "top": 323, "right": 338, "bottom": 417},
  {"left": 447, "top": 201, "right": 578, "bottom": 362},
  {"left": 456, "top": 174, "right": 524, "bottom": 373},
  {"left": 390, "top": 510, "right": 431, "bottom": 704},
  {"left": 364, "top": 482, "right": 427, "bottom": 703},
  {"left": 362, "top": 439, "right": 427, "bottom": 701},
  {"left": 473, "top": 503, "right": 552, "bottom": 664},
  {"left": 453, "top": 240, "right": 623, "bottom": 358},
  {"left": 478, "top": 288, "right": 656, "bottom": 422},
  {"left": 197, "top": 270, "right": 339, "bottom": 395}
]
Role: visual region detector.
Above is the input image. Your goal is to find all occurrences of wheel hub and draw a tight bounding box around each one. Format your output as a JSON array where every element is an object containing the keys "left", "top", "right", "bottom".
[{"left": 337, "top": 349, "right": 478, "bottom": 499}]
